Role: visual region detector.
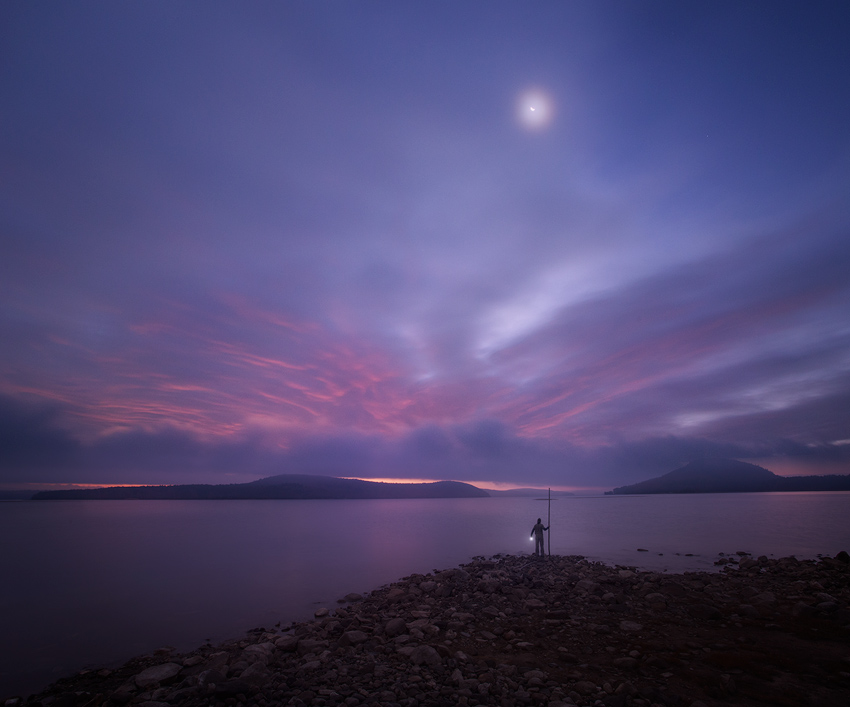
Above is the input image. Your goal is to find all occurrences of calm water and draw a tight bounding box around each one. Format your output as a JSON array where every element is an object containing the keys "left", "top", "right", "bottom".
[{"left": 2, "top": 492, "right": 849, "bottom": 697}]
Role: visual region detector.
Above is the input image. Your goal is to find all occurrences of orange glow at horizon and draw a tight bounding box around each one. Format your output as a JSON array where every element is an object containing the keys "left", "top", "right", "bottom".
[{"left": 340, "top": 477, "right": 581, "bottom": 492}]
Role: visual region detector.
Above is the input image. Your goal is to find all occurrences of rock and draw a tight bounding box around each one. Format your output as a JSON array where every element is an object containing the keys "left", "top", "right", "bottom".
[
  {"left": 575, "top": 579, "right": 598, "bottom": 592},
  {"left": 197, "top": 669, "right": 226, "bottom": 689},
  {"left": 242, "top": 641, "right": 275, "bottom": 664},
  {"left": 574, "top": 680, "right": 598, "bottom": 695},
  {"left": 239, "top": 661, "right": 270, "bottom": 685},
  {"left": 314, "top": 607, "right": 329, "bottom": 618},
  {"left": 134, "top": 663, "right": 182, "bottom": 688},
  {"left": 386, "top": 587, "right": 407, "bottom": 603},
  {"left": 612, "top": 657, "right": 638, "bottom": 669},
  {"left": 275, "top": 633, "right": 300, "bottom": 651},
  {"left": 791, "top": 602, "right": 816, "bottom": 618},
  {"left": 738, "top": 604, "right": 761, "bottom": 618},
  {"left": 619, "top": 621, "right": 643, "bottom": 632},
  {"left": 409, "top": 645, "right": 442, "bottom": 666},
  {"left": 339, "top": 630, "right": 370, "bottom": 646},
  {"left": 385, "top": 617, "right": 408, "bottom": 636},
  {"left": 215, "top": 679, "right": 252, "bottom": 695},
  {"left": 297, "top": 638, "right": 328, "bottom": 655},
  {"left": 205, "top": 651, "right": 229, "bottom": 669},
  {"left": 343, "top": 592, "right": 364, "bottom": 602},
  {"left": 689, "top": 603, "right": 722, "bottom": 620}
]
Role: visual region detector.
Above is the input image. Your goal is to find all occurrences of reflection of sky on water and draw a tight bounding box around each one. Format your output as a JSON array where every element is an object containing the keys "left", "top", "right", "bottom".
[{"left": 3, "top": 493, "right": 850, "bottom": 696}]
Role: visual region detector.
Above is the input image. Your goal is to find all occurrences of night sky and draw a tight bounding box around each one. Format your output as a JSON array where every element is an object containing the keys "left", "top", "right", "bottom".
[{"left": 2, "top": 1, "right": 849, "bottom": 491}]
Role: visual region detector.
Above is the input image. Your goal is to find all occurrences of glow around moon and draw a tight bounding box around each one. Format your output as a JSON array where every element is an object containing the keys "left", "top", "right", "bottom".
[{"left": 517, "top": 89, "right": 554, "bottom": 130}]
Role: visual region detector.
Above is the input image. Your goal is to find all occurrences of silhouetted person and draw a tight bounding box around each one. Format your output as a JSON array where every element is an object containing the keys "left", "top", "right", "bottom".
[{"left": 531, "top": 517, "right": 548, "bottom": 557}]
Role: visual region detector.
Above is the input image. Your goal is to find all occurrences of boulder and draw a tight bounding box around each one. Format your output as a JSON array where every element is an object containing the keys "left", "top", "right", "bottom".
[
  {"left": 274, "top": 634, "right": 300, "bottom": 651},
  {"left": 242, "top": 642, "right": 274, "bottom": 664},
  {"left": 339, "top": 630, "right": 370, "bottom": 647},
  {"left": 134, "top": 663, "right": 182, "bottom": 688},
  {"left": 410, "top": 644, "right": 442, "bottom": 666},
  {"left": 385, "top": 617, "right": 407, "bottom": 637}
]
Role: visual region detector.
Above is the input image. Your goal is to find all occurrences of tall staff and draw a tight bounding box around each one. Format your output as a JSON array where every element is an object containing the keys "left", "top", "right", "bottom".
[{"left": 547, "top": 487, "right": 551, "bottom": 557}]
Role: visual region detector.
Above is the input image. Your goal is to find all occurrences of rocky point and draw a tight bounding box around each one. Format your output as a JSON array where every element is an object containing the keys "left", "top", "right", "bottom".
[{"left": 7, "top": 552, "right": 850, "bottom": 707}]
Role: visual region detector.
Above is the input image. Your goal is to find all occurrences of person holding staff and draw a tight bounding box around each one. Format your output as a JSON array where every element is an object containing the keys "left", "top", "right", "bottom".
[{"left": 530, "top": 517, "right": 549, "bottom": 557}]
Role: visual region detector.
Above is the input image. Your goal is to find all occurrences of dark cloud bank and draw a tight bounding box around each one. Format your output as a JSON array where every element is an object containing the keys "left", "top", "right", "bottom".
[{"left": 2, "top": 396, "right": 847, "bottom": 491}]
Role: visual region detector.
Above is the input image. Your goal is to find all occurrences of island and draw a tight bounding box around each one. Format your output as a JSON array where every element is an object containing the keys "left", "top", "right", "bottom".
[
  {"left": 608, "top": 458, "right": 850, "bottom": 495},
  {"left": 30, "top": 475, "right": 490, "bottom": 501}
]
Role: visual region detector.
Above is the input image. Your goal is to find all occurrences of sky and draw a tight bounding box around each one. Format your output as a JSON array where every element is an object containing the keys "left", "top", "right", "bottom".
[{"left": 1, "top": 1, "right": 849, "bottom": 492}]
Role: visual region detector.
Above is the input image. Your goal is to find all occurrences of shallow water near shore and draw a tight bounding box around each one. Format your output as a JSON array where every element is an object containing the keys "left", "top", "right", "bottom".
[{"left": 2, "top": 491, "right": 849, "bottom": 697}]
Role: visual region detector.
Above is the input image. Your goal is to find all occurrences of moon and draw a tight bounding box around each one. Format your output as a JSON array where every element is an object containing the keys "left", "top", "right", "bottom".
[{"left": 517, "top": 89, "right": 553, "bottom": 130}]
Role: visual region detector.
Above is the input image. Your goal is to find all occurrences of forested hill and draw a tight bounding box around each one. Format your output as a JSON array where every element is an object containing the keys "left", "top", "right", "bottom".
[
  {"left": 31, "top": 475, "right": 490, "bottom": 500},
  {"left": 609, "top": 458, "right": 850, "bottom": 494}
]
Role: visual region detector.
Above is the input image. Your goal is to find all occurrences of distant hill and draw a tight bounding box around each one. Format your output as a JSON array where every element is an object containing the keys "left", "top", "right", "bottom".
[
  {"left": 609, "top": 458, "right": 850, "bottom": 494},
  {"left": 30, "top": 475, "right": 490, "bottom": 500}
]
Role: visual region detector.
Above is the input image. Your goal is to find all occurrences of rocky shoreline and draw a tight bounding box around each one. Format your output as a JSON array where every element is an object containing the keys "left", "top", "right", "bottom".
[{"left": 7, "top": 552, "right": 850, "bottom": 707}]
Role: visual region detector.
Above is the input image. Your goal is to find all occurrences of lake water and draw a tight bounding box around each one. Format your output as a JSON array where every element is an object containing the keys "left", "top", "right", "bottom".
[{"left": 2, "top": 492, "right": 850, "bottom": 698}]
